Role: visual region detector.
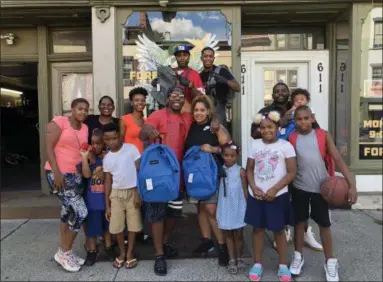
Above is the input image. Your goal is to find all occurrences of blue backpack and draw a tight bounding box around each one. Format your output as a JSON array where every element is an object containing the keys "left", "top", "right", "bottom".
[
  {"left": 138, "top": 142, "right": 180, "bottom": 203},
  {"left": 182, "top": 146, "right": 219, "bottom": 200}
]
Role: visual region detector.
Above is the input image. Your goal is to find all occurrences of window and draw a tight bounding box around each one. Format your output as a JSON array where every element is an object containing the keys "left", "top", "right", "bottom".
[
  {"left": 374, "top": 20, "right": 382, "bottom": 48},
  {"left": 372, "top": 66, "right": 382, "bottom": 80},
  {"left": 50, "top": 28, "right": 92, "bottom": 54}
]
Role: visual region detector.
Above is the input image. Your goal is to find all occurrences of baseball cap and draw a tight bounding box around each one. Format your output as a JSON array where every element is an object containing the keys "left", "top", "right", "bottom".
[
  {"left": 173, "top": 44, "right": 193, "bottom": 55},
  {"left": 167, "top": 86, "right": 185, "bottom": 97}
]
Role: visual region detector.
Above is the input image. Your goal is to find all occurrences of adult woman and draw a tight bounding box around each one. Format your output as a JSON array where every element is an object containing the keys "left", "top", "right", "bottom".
[
  {"left": 184, "top": 95, "right": 230, "bottom": 267},
  {"left": 119, "top": 87, "right": 148, "bottom": 153},
  {"left": 84, "top": 96, "right": 118, "bottom": 144},
  {"left": 45, "top": 98, "right": 90, "bottom": 272}
]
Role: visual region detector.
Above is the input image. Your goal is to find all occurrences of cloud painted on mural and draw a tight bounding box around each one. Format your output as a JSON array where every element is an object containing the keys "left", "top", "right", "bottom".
[{"left": 151, "top": 18, "right": 205, "bottom": 40}]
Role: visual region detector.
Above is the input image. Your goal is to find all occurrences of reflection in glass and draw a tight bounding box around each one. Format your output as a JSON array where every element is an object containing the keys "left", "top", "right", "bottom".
[
  {"left": 121, "top": 11, "right": 232, "bottom": 115},
  {"left": 358, "top": 7, "right": 383, "bottom": 160},
  {"left": 61, "top": 73, "right": 93, "bottom": 116}
]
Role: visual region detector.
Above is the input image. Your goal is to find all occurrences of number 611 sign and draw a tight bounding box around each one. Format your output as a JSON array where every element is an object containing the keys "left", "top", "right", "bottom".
[{"left": 317, "top": 62, "right": 324, "bottom": 93}]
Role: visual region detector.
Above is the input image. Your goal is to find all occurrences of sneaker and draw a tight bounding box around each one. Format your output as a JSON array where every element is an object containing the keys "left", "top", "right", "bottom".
[
  {"left": 278, "top": 265, "right": 292, "bottom": 282},
  {"left": 67, "top": 250, "right": 85, "bottom": 266},
  {"left": 304, "top": 226, "right": 323, "bottom": 251},
  {"left": 218, "top": 244, "right": 229, "bottom": 266},
  {"left": 273, "top": 228, "right": 292, "bottom": 249},
  {"left": 193, "top": 238, "right": 215, "bottom": 255},
  {"left": 289, "top": 251, "right": 304, "bottom": 276},
  {"left": 163, "top": 243, "right": 178, "bottom": 259},
  {"left": 324, "top": 258, "right": 339, "bottom": 282},
  {"left": 85, "top": 250, "right": 98, "bottom": 266},
  {"left": 249, "top": 263, "right": 263, "bottom": 281},
  {"left": 54, "top": 250, "right": 81, "bottom": 272}
]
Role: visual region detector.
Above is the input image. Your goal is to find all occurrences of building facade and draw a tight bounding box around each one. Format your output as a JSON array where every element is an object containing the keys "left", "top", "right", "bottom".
[{"left": 1, "top": 0, "right": 382, "bottom": 201}]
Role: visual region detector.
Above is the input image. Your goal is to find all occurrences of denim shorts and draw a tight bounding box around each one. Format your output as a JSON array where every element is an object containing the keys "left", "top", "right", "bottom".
[
  {"left": 144, "top": 192, "right": 184, "bottom": 223},
  {"left": 46, "top": 170, "right": 88, "bottom": 232}
]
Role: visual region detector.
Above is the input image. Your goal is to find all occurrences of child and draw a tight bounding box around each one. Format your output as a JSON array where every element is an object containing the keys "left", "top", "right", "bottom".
[
  {"left": 279, "top": 88, "right": 319, "bottom": 141},
  {"left": 78, "top": 129, "right": 117, "bottom": 266},
  {"left": 102, "top": 123, "right": 143, "bottom": 269},
  {"left": 288, "top": 106, "right": 357, "bottom": 282},
  {"left": 276, "top": 88, "right": 323, "bottom": 253},
  {"left": 245, "top": 111, "right": 296, "bottom": 282},
  {"left": 216, "top": 141, "right": 248, "bottom": 274}
]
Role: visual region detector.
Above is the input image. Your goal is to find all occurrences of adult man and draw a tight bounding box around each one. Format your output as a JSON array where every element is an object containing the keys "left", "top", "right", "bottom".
[
  {"left": 200, "top": 47, "right": 240, "bottom": 125},
  {"left": 172, "top": 44, "right": 205, "bottom": 113},
  {"left": 255, "top": 82, "right": 323, "bottom": 252},
  {"left": 140, "top": 86, "right": 220, "bottom": 276}
]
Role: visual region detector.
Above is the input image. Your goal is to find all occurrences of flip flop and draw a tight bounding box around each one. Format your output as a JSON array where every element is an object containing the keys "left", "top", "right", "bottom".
[
  {"left": 125, "top": 258, "right": 138, "bottom": 269},
  {"left": 113, "top": 257, "right": 124, "bottom": 269}
]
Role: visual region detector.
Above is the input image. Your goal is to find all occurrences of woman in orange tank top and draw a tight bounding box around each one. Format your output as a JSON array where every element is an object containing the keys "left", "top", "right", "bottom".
[{"left": 119, "top": 87, "right": 148, "bottom": 153}]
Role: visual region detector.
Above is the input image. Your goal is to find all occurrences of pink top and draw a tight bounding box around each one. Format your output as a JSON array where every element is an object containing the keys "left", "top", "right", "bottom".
[{"left": 44, "top": 116, "right": 88, "bottom": 173}]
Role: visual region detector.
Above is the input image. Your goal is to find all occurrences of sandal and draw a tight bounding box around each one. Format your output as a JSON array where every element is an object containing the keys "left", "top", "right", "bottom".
[
  {"left": 154, "top": 255, "right": 167, "bottom": 276},
  {"left": 113, "top": 257, "right": 124, "bottom": 269},
  {"left": 237, "top": 258, "right": 246, "bottom": 272},
  {"left": 227, "top": 259, "right": 238, "bottom": 274},
  {"left": 125, "top": 258, "right": 138, "bottom": 269}
]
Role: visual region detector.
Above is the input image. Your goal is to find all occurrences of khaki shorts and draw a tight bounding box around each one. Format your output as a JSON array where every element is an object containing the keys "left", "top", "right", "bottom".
[{"left": 109, "top": 188, "right": 143, "bottom": 234}]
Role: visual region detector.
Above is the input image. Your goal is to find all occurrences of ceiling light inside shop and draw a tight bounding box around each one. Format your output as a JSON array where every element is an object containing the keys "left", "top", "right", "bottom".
[{"left": 1, "top": 87, "right": 23, "bottom": 97}]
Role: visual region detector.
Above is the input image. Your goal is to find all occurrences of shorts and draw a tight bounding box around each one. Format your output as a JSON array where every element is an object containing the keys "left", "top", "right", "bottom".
[
  {"left": 144, "top": 192, "right": 184, "bottom": 223},
  {"left": 291, "top": 187, "right": 331, "bottom": 228},
  {"left": 244, "top": 193, "right": 294, "bottom": 232},
  {"left": 188, "top": 190, "right": 218, "bottom": 205},
  {"left": 46, "top": 170, "right": 88, "bottom": 232},
  {"left": 86, "top": 210, "right": 109, "bottom": 237},
  {"left": 109, "top": 188, "right": 143, "bottom": 234}
]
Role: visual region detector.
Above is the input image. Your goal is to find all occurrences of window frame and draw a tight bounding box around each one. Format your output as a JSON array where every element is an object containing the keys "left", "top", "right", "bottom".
[{"left": 373, "top": 20, "right": 383, "bottom": 49}]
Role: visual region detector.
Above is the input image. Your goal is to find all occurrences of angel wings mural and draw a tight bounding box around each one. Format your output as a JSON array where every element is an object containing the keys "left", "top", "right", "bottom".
[{"left": 135, "top": 33, "right": 220, "bottom": 72}]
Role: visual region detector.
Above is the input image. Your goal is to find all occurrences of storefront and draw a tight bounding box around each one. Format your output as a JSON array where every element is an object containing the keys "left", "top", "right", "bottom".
[{"left": 1, "top": 0, "right": 381, "bottom": 200}]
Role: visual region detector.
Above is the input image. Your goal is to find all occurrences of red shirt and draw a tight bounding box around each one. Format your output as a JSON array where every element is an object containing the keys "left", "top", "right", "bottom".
[
  {"left": 146, "top": 108, "right": 192, "bottom": 162},
  {"left": 174, "top": 67, "right": 205, "bottom": 103}
]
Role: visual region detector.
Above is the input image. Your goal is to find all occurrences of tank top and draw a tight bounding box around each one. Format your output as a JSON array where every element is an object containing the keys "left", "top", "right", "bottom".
[
  {"left": 121, "top": 114, "right": 145, "bottom": 153},
  {"left": 293, "top": 130, "right": 329, "bottom": 193},
  {"left": 184, "top": 120, "right": 222, "bottom": 164}
]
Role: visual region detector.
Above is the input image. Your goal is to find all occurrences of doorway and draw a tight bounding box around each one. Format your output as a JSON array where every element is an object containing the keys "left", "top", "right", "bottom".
[
  {"left": 1, "top": 62, "right": 40, "bottom": 191},
  {"left": 241, "top": 51, "right": 329, "bottom": 164}
]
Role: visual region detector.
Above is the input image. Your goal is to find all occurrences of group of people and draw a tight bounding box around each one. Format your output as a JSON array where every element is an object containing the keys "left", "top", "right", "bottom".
[{"left": 44, "top": 43, "right": 358, "bottom": 282}]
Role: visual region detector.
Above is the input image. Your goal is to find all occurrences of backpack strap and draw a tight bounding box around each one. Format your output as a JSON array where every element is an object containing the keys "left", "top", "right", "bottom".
[
  {"left": 315, "top": 129, "right": 335, "bottom": 176},
  {"left": 288, "top": 131, "right": 299, "bottom": 149},
  {"left": 214, "top": 66, "right": 221, "bottom": 75}
]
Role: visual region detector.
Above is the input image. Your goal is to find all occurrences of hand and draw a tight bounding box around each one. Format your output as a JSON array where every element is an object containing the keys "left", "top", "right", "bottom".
[
  {"left": 210, "top": 119, "right": 220, "bottom": 133},
  {"left": 252, "top": 187, "right": 265, "bottom": 200},
  {"left": 347, "top": 185, "right": 357, "bottom": 205},
  {"left": 264, "top": 187, "right": 278, "bottom": 201},
  {"left": 148, "top": 128, "right": 161, "bottom": 140},
  {"left": 53, "top": 171, "right": 65, "bottom": 190},
  {"left": 80, "top": 146, "right": 91, "bottom": 158},
  {"left": 200, "top": 144, "right": 214, "bottom": 153},
  {"left": 212, "top": 73, "right": 228, "bottom": 84},
  {"left": 178, "top": 76, "right": 191, "bottom": 87},
  {"left": 105, "top": 206, "right": 111, "bottom": 221}
]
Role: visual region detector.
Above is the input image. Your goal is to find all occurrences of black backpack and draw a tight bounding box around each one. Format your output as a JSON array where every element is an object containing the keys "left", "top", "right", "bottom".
[{"left": 206, "top": 66, "right": 235, "bottom": 104}]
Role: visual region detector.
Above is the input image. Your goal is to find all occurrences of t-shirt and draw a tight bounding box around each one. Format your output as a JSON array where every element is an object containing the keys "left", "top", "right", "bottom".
[
  {"left": 146, "top": 108, "right": 193, "bottom": 162},
  {"left": 121, "top": 114, "right": 145, "bottom": 153},
  {"left": 200, "top": 65, "right": 234, "bottom": 104},
  {"left": 84, "top": 115, "right": 119, "bottom": 144},
  {"left": 103, "top": 144, "right": 140, "bottom": 189},
  {"left": 44, "top": 116, "right": 88, "bottom": 173},
  {"left": 248, "top": 139, "right": 296, "bottom": 197},
  {"left": 77, "top": 157, "right": 105, "bottom": 210}
]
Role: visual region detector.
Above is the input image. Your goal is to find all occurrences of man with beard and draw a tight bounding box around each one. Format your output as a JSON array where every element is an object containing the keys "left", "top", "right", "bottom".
[
  {"left": 172, "top": 45, "right": 205, "bottom": 113},
  {"left": 200, "top": 47, "right": 240, "bottom": 125}
]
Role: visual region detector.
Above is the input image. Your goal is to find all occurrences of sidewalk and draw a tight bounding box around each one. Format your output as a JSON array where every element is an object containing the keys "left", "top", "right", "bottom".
[{"left": 1, "top": 210, "right": 382, "bottom": 281}]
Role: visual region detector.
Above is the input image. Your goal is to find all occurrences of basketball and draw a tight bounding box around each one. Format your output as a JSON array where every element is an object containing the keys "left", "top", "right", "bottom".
[{"left": 321, "top": 176, "right": 349, "bottom": 206}]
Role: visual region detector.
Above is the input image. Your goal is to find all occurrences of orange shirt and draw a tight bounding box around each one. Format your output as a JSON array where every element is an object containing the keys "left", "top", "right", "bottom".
[{"left": 121, "top": 114, "right": 145, "bottom": 153}]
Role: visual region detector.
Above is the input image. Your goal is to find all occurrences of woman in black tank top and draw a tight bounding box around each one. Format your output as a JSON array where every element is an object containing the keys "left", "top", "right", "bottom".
[{"left": 184, "top": 95, "right": 231, "bottom": 266}]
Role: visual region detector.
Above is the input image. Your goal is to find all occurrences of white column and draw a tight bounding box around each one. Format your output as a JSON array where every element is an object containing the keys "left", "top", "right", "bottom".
[{"left": 92, "top": 6, "right": 117, "bottom": 115}]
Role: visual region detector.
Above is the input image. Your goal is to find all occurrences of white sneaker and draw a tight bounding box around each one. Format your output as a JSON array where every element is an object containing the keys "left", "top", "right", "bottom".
[
  {"left": 67, "top": 250, "right": 85, "bottom": 266},
  {"left": 54, "top": 250, "right": 81, "bottom": 272},
  {"left": 273, "top": 228, "right": 292, "bottom": 249},
  {"left": 304, "top": 226, "right": 323, "bottom": 251},
  {"left": 324, "top": 258, "right": 339, "bottom": 281},
  {"left": 289, "top": 251, "right": 304, "bottom": 276}
]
